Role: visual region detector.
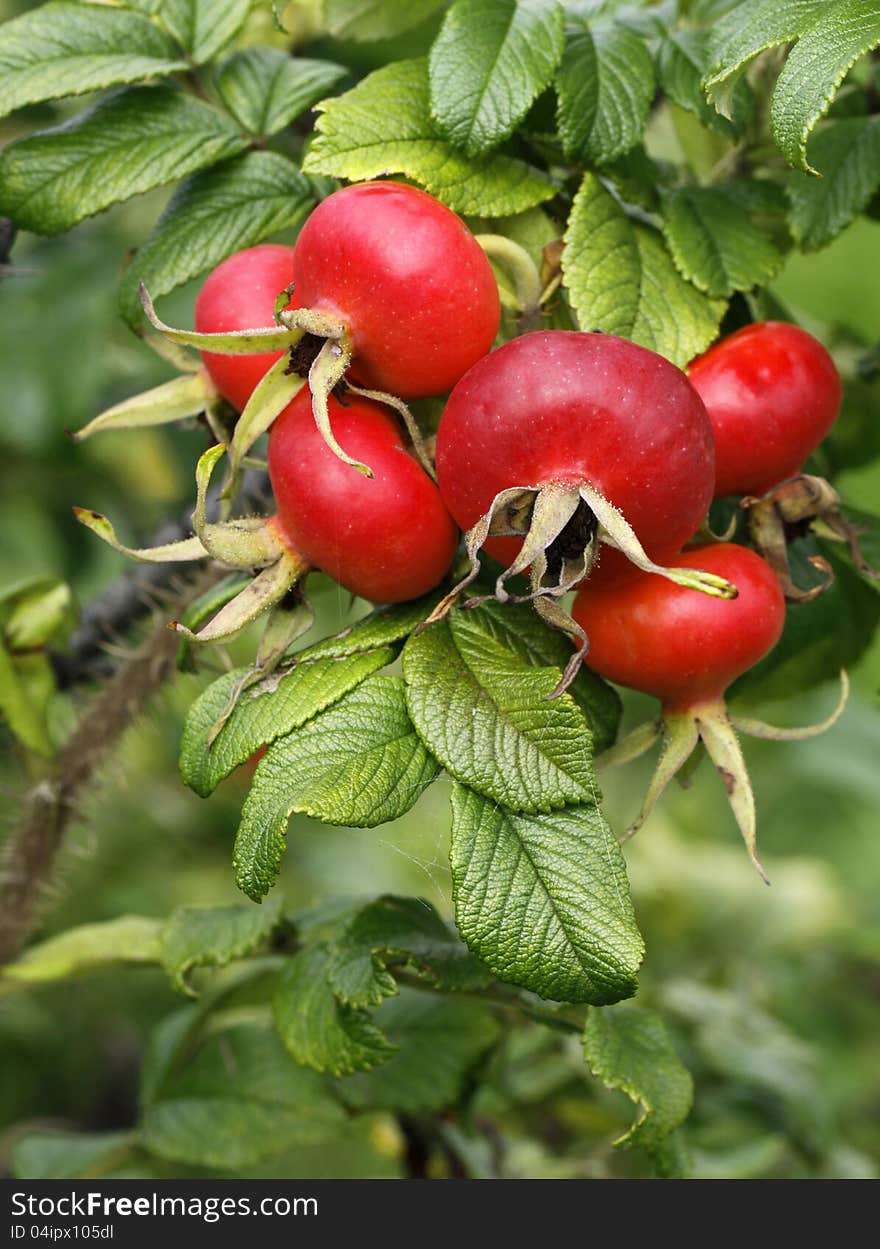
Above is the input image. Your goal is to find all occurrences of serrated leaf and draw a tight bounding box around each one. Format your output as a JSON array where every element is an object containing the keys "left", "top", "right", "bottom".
[
  {"left": 788, "top": 116, "right": 880, "bottom": 247},
  {"left": 429, "top": 0, "right": 564, "bottom": 157},
  {"left": 770, "top": 0, "right": 880, "bottom": 172},
  {"left": 158, "top": 0, "right": 254, "bottom": 65},
  {"left": 450, "top": 784, "right": 643, "bottom": 1004},
  {"left": 1, "top": 917, "right": 161, "bottom": 990},
  {"left": 403, "top": 611, "right": 597, "bottom": 813},
  {"left": 234, "top": 676, "right": 439, "bottom": 901},
  {"left": 329, "top": 894, "right": 492, "bottom": 1007},
  {"left": 160, "top": 898, "right": 284, "bottom": 995},
  {"left": 704, "top": 0, "right": 827, "bottom": 110},
  {"left": 583, "top": 1005, "right": 694, "bottom": 1153},
  {"left": 0, "top": 1, "right": 187, "bottom": 119},
  {"left": 180, "top": 646, "right": 393, "bottom": 798},
  {"left": 466, "top": 599, "right": 622, "bottom": 753},
  {"left": 215, "top": 48, "right": 348, "bottom": 136},
  {"left": 303, "top": 58, "right": 554, "bottom": 216},
  {"left": 663, "top": 184, "right": 783, "bottom": 297},
  {"left": 119, "top": 151, "right": 313, "bottom": 327},
  {"left": 297, "top": 595, "right": 442, "bottom": 662},
  {"left": 324, "top": 0, "right": 449, "bottom": 41},
  {"left": 562, "top": 173, "right": 726, "bottom": 367},
  {"left": 556, "top": 20, "right": 654, "bottom": 165},
  {"left": 11, "top": 1131, "right": 134, "bottom": 1181},
  {"left": 0, "top": 85, "right": 247, "bottom": 236},
  {"left": 657, "top": 29, "right": 752, "bottom": 138},
  {"left": 337, "top": 988, "right": 500, "bottom": 1113},
  {"left": 273, "top": 944, "right": 396, "bottom": 1076},
  {"left": 141, "top": 1023, "right": 345, "bottom": 1169}
]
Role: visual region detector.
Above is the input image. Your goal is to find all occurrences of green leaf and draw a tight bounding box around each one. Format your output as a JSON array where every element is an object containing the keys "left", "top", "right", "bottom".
[
  {"left": 160, "top": 898, "right": 285, "bottom": 995},
  {"left": 429, "top": 0, "right": 565, "bottom": 156},
  {"left": 337, "top": 988, "right": 500, "bottom": 1113},
  {"left": 157, "top": 0, "right": 254, "bottom": 65},
  {"left": 303, "top": 58, "right": 555, "bottom": 216},
  {"left": 582, "top": 1005, "right": 694, "bottom": 1154},
  {"left": 141, "top": 1023, "right": 346, "bottom": 1169},
  {"left": 180, "top": 646, "right": 393, "bottom": 797},
  {"left": 329, "top": 894, "right": 492, "bottom": 1007},
  {"left": 562, "top": 173, "right": 726, "bottom": 367},
  {"left": 556, "top": 20, "right": 654, "bottom": 165},
  {"left": 323, "top": 0, "right": 449, "bottom": 41},
  {"left": 450, "top": 784, "right": 643, "bottom": 1004},
  {"left": 0, "top": 1, "right": 187, "bottom": 119},
  {"left": 788, "top": 116, "right": 880, "bottom": 247},
  {"left": 465, "top": 599, "right": 622, "bottom": 754},
  {"left": 119, "top": 150, "right": 314, "bottom": 327},
  {"left": 403, "top": 611, "right": 598, "bottom": 813},
  {"left": 731, "top": 541, "right": 880, "bottom": 700},
  {"left": 770, "top": 0, "right": 880, "bottom": 172},
  {"left": 0, "top": 85, "right": 247, "bottom": 236},
  {"left": 704, "top": 0, "right": 827, "bottom": 111},
  {"left": 215, "top": 48, "right": 348, "bottom": 136},
  {"left": 234, "top": 676, "right": 439, "bottom": 901},
  {"left": 1, "top": 917, "right": 161, "bottom": 990},
  {"left": 11, "top": 1130, "right": 134, "bottom": 1181},
  {"left": 657, "top": 29, "right": 752, "bottom": 138},
  {"left": 0, "top": 639, "right": 53, "bottom": 759},
  {"left": 663, "top": 184, "right": 784, "bottom": 298},
  {"left": 297, "top": 595, "right": 442, "bottom": 662},
  {"left": 273, "top": 944, "right": 396, "bottom": 1076}
]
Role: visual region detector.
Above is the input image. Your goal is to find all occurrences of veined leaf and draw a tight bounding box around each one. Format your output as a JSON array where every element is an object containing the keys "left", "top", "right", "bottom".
[
  {"left": 557, "top": 19, "right": 654, "bottom": 165},
  {"left": 337, "top": 988, "right": 500, "bottom": 1113},
  {"left": 450, "top": 784, "right": 643, "bottom": 1004},
  {"left": 329, "top": 894, "right": 492, "bottom": 1008},
  {"left": 1, "top": 917, "right": 161, "bottom": 990},
  {"left": 119, "top": 151, "right": 314, "bottom": 327},
  {"left": 403, "top": 610, "right": 598, "bottom": 814},
  {"left": 323, "top": 0, "right": 449, "bottom": 41},
  {"left": 0, "top": 86, "right": 247, "bottom": 236},
  {"left": 429, "top": 0, "right": 565, "bottom": 156},
  {"left": 0, "top": 1, "right": 187, "bottom": 119},
  {"left": 663, "top": 184, "right": 784, "bottom": 297},
  {"left": 180, "top": 646, "right": 394, "bottom": 798},
  {"left": 562, "top": 173, "right": 725, "bottom": 367},
  {"left": 273, "top": 944, "right": 396, "bottom": 1077},
  {"left": 770, "top": 0, "right": 880, "bottom": 172},
  {"left": 303, "top": 58, "right": 555, "bottom": 217},
  {"left": 296, "top": 595, "right": 442, "bottom": 662},
  {"left": 157, "top": 0, "right": 254, "bottom": 65},
  {"left": 215, "top": 48, "right": 348, "bottom": 137},
  {"left": 233, "top": 676, "right": 439, "bottom": 901},
  {"left": 789, "top": 116, "right": 880, "bottom": 247},
  {"left": 657, "top": 29, "right": 752, "bottom": 138},
  {"left": 583, "top": 1005, "right": 694, "bottom": 1155},
  {"left": 160, "top": 898, "right": 285, "bottom": 995},
  {"left": 141, "top": 1023, "right": 345, "bottom": 1169},
  {"left": 704, "top": 0, "right": 827, "bottom": 111}
]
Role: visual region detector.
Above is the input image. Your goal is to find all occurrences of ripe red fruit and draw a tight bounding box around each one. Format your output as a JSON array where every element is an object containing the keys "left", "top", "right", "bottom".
[
  {"left": 688, "top": 321, "right": 842, "bottom": 498},
  {"left": 572, "top": 542, "right": 794, "bottom": 880},
  {"left": 268, "top": 390, "right": 458, "bottom": 603},
  {"left": 572, "top": 544, "right": 785, "bottom": 712},
  {"left": 194, "top": 244, "right": 296, "bottom": 412},
  {"left": 436, "top": 330, "right": 715, "bottom": 572},
  {"left": 290, "top": 181, "right": 500, "bottom": 399}
]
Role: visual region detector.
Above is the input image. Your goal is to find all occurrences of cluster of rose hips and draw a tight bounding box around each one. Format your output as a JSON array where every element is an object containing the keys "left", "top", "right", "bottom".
[{"left": 76, "top": 181, "right": 856, "bottom": 873}]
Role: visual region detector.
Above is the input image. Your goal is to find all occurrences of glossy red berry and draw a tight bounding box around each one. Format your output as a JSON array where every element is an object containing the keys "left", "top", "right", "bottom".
[
  {"left": 436, "top": 330, "right": 716, "bottom": 574},
  {"left": 194, "top": 244, "right": 295, "bottom": 412},
  {"left": 572, "top": 543, "right": 785, "bottom": 712},
  {"left": 688, "top": 321, "right": 842, "bottom": 498},
  {"left": 268, "top": 391, "right": 458, "bottom": 603},
  {"left": 291, "top": 181, "right": 500, "bottom": 398}
]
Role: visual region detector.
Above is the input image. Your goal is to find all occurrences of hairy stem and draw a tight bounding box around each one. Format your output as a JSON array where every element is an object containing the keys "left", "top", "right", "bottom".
[{"left": 0, "top": 568, "right": 219, "bottom": 966}]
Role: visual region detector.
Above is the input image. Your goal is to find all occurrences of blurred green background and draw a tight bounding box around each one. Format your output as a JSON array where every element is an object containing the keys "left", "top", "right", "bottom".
[{"left": 1, "top": 0, "right": 879, "bottom": 1179}]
